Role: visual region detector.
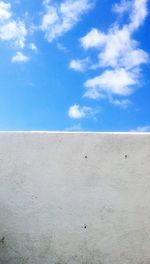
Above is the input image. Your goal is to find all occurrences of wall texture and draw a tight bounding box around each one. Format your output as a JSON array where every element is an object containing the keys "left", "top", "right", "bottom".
[{"left": 0, "top": 132, "right": 150, "bottom": 264}]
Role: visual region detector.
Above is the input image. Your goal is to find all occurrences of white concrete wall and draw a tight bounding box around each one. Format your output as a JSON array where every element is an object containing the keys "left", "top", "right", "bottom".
[{"left": 0, "top": 132, "right": 150, "bottom": 264}]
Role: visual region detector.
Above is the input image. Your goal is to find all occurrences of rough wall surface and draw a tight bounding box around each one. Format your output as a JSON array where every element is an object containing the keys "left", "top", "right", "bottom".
[{"left": 0, "top": 132, "right": 150, "bottom": 264}]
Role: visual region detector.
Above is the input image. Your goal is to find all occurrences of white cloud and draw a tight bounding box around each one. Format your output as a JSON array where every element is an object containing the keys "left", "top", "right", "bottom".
[
  {"left": 78, "top": 0, "right": 149, "bottom": 103},
  {"left": 129, "top": 0, "right": 148, "bottom": 31},
  {"left": 0, "top": 1, "right": 27, "bottom": 48},
  {"left": 80, "top": 28, "right": 106, "bottom": 49},
  {"left": 41, "top": 0, "right": 94, "bottom": 42},
  {"left": 81, "top": 25, "right": 148, "bottom": 70},
  {"left": 0, "top": 1, "right": 11, "bottom": 21},
  {"left": 41, "top": 6, "right": 58, "bottom": 32},
  {"left": 69, "top": 57, "right": 90, "bottom": 72},
  {"left": 131, "top": 125, "right": 150, "bottom": 132},
  {"left": 84, "top": 68, "right": 138, "bottom": 98},
  {"left": 121, "top": 48, "right": 149, "bottom": 69},
  {"left": 68, "top": 104, "right": 96, "bottom": 119},
  {"left": 12, "top": 52, "right": 30, "bottom": 63},
  {"left": 0, "top": 20, "right": 27, "bottom": 48}
]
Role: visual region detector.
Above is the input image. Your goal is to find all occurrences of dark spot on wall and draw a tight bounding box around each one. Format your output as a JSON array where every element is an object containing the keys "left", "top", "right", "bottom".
[
  {"left": 85, "top": 156, "right": 87, "bottom": 159},
  {"left": 125, "top": 155, "right": 128, "bottom": 159},
  {"left": 0, "top": 237, "right": 5, "bottom": 248},
  {"left": 81, "top": 225, "right": 87, "bottom": 229},
  {"left": 0, "top": 237, "right": 5, "bottom": 244}
]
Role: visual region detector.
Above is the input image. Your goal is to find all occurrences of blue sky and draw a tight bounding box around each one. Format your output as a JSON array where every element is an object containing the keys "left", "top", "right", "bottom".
[{"left": 0, "top": 0, "right": 149, "bottom": 131}]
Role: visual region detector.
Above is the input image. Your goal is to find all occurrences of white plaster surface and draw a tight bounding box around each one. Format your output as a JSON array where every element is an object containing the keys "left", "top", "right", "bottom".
[{"left": 0, "top": 132, "right": 150, "bottom": 264}]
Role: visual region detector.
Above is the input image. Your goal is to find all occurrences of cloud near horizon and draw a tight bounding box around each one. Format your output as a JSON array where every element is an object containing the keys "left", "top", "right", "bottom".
[{"left": 131, "top": 125, "right": 150, "bottom": 132}]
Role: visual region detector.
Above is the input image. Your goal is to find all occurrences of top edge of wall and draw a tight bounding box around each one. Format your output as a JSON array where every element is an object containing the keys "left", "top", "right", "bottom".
[{"left": 0, "top": 131, "right": 149, "bottom": 135}]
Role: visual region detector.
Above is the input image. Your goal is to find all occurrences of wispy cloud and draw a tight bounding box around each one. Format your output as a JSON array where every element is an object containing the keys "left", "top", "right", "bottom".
[
  {"left": 112, "top": 0, "right": 132, "bottom": 15},
  {"left": 131, "top": 125, "right": 150, "bottom": 132},
  {"left": 12, "top": 51, "right": 30, "bottom": 63},
  {"left": 57, "top": 42, "right": 68, "bottom": 53},
  {"left": 69, "top": 57, "right": 90, "bottom": 72},
  {"left": 68, "top": 104, "right": 97, "bottom": 119},
  {"left": 41, "top": 0, "right": 94, "bottom": 42},
  {"left": 110, "top": 98, "right": 132, "bottom": 109},
  {"left": 66, "top": 123, "right": 83, "bottom": 131},
  {"left": 29, "top": 43, "right": 38, "bottom": 52},
  {"left": 70, "top": 0, "right": 149, "bottom": 107}
]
